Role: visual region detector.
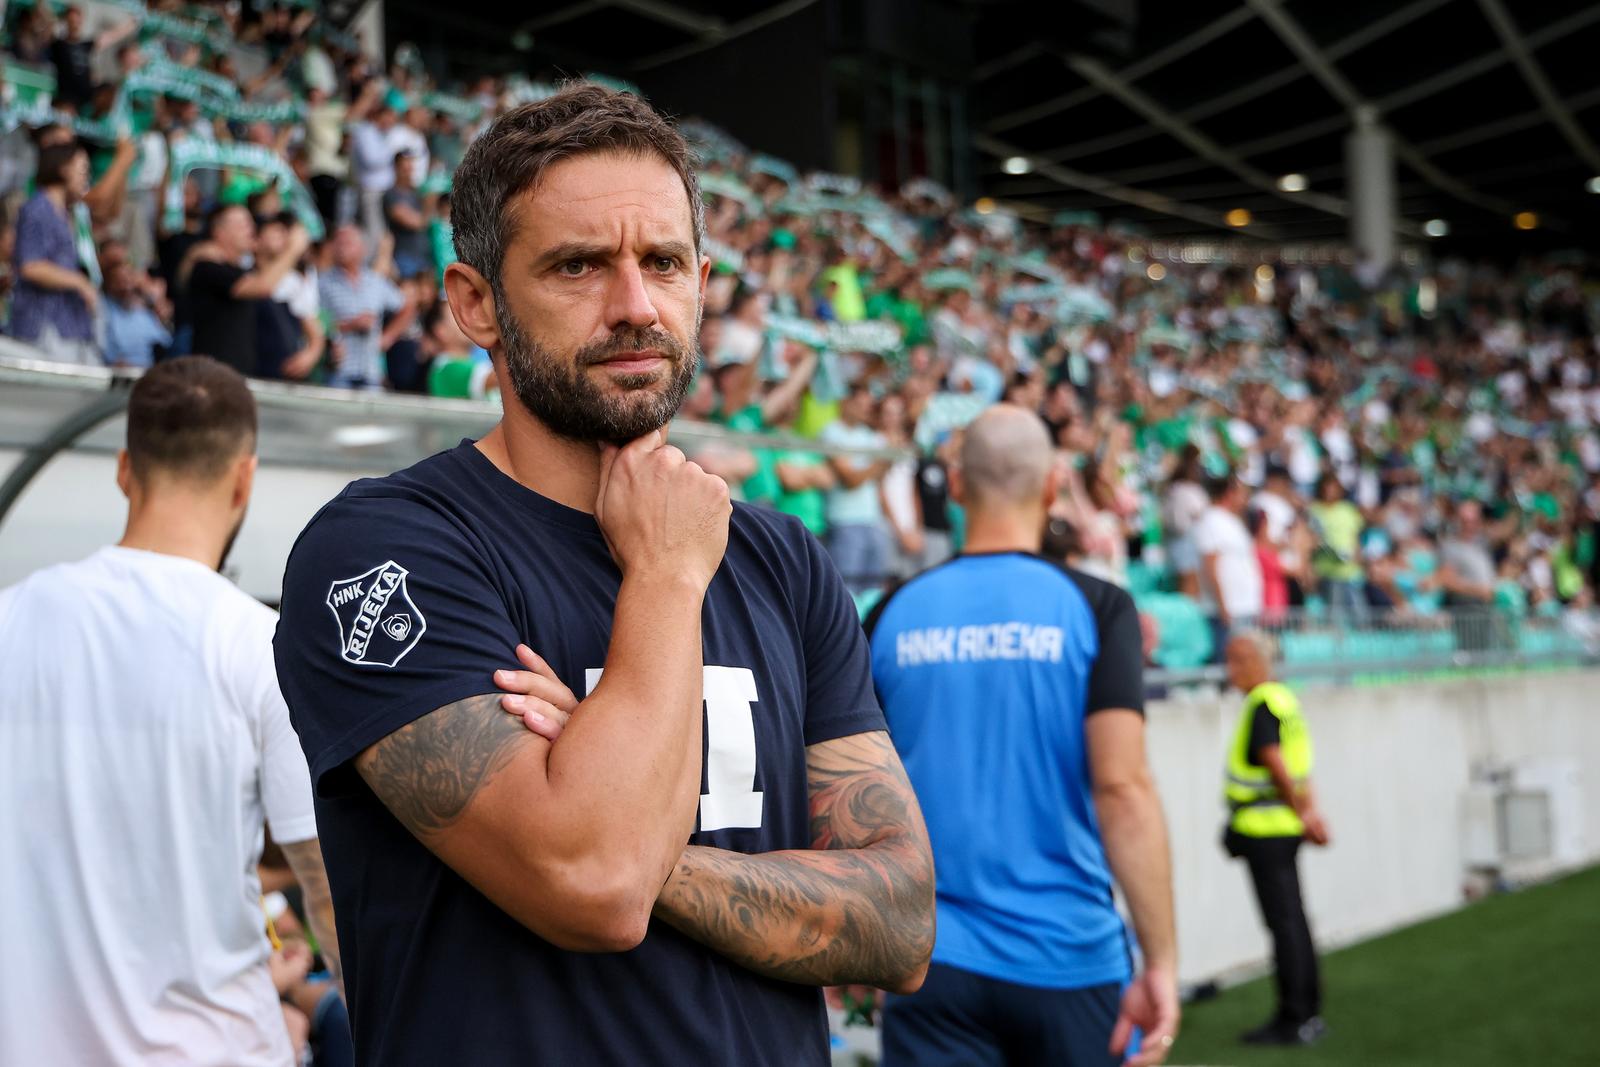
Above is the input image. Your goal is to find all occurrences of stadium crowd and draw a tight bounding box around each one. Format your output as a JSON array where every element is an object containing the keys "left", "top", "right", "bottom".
[{"left": 4, "top": 0, "right": 1600, "bottom": 660}]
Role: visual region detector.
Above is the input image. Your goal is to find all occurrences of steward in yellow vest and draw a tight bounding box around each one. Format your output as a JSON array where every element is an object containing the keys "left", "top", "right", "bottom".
[{"left": 1220, "top": 632, "right": 1330, "bottom": 1048}]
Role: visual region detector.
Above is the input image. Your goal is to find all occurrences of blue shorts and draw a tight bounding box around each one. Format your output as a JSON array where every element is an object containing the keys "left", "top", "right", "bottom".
[{"left": 881, "top": 962, "right": 1126, "bottom": 1067}]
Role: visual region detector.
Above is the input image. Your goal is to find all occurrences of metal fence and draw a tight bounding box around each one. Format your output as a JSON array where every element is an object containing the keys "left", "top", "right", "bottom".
[{"left": 1147, "top": 605, "right": 1600, "bottom": 690}]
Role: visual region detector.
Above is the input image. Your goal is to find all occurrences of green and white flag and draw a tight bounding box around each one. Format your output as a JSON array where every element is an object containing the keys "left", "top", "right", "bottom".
[
  {"left": 585, "top": 72, "right": 640, "bottom": 96},
  {"left": 0, "top": 101, "right": 125, "bottom": 143},
  {"left": 680, "top": 118, "right": 745, "bottom": 161},
  {"left": 702, "top": 235, "right": 744, "bottom": 273},
  {"left": 164, "top": 138, "right": 324, "bottom": 237},
  {"left": 863, "top": 216, "right": 915, "bottom": 261},
  {"left": 504, "top": 78, "right": 560, "bottom": 106},
  {"left": 922, "top": 268, "right": 976, "bottom": 292},
  {"left": 750, "top": 154, "right": 797, "bottom": 184},
  {"left": 140, "top": 55, "right": 240, "bottom": 102},
  {"left": 901, "top": 177, "right": 953, "bottom": 207},
  {"left": 826, "top": 319, "right": 901, "bottom": 355},
  {"left": 699, "top": 170, "right": 762, "bottom": 214},
  {"left": 422, "top": 92, "right": 483, "bottom": 124},
  {"left": 807, "top": 171, "right": 861, "bottom": 196}
]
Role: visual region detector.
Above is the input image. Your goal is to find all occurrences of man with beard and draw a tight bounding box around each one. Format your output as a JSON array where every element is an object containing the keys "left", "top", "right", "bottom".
[
  {"left": 0, "top": 357, "right": 342, "bottom": 1064},
  {"left": 271, "top": 84, "right": 934, "bottom": 1065}
]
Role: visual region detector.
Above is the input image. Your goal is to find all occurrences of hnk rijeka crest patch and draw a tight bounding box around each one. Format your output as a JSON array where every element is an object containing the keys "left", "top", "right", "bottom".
[{"left": 325, "top": 560, "right": 426, "bottom": 668}]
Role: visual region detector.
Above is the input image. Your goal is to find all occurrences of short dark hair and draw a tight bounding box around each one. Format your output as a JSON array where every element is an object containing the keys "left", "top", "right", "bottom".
[
  {"left": 126, "top": 357, "right": 257, "bottom": 482},
  {"left": 450, "top": 82, "right": 704, "bottom": 292},
  {"left": 35, "top": 143, "right": 84, "bottom": 188},
  {"left": 1204, "top": 473, "right": 1236, "bottom": 501}
]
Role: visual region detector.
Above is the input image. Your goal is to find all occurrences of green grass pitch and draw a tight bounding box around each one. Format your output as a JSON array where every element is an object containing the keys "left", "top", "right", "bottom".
[{"left": 1170, "top": 864, "right": 1600, "bottom": 1067}]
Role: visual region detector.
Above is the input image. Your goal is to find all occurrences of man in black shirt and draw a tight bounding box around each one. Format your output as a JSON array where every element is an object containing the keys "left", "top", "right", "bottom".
[
  {"left": 185, "top": 204, "right": 309, "bottom": 375},
  {"left": 49, "top": 7, "right": 94, "bottom": 111},
  {"left": 916, "top": 433, "right": 957, "bottom": 566},
  {"left": 273, "top": 84, "right": 934, "bottom": 1065}
]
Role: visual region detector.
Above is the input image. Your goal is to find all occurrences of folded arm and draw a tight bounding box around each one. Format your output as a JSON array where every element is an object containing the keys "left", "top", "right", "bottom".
[
  {"left": 354, "top": 570, "right": 707, "bottom": 952},
  {"left": 652, "top": 730, "right": 934, "bottom": 992}
]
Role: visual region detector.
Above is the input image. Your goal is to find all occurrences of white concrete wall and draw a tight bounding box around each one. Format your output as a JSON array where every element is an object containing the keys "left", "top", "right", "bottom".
[
  {"left": 0, "top": 449, "right": 373, "bottom": 604},
  {"left": 1150, "top": 672, "right": 1600, "bottom": 984}
]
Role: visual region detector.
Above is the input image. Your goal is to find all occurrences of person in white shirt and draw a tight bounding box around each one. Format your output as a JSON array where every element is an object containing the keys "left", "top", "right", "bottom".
[
  {"left": 1163, "top": 445, "right": 1210, "bottom": 599},
  {"left": 390, "top": 104, "right": 434, "bottom": 182},
  {"left": 822, "top": 382, "right": 894, "bottom": 594},
  {"left": 1193, "top": 474, "right": 1264, "bottom": 659},
  {"left": 350, "top": 99, "right": 402, "bottom": 249},
  {"left": 0, "top": 356, "right": 342, "bottom": 1067}
]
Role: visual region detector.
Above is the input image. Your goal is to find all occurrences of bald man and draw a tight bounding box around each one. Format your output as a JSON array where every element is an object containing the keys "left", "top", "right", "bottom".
[{"left": 865, "top": 406, "right": 1180, "bottom": 1067}]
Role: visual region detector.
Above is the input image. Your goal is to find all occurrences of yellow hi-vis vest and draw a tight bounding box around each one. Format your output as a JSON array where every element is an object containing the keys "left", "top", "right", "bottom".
[{"left": 1224, "top": 681, "right": 1313, "bottom": 838}]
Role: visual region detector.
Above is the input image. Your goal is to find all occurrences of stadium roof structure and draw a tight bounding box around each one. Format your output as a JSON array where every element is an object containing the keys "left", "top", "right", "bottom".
[
  {"left": 968, "top": 0, "right": 1600, "bottom": 250},
  {"left": 387, "top": 0, "right": 1600, "bottom": 251}
]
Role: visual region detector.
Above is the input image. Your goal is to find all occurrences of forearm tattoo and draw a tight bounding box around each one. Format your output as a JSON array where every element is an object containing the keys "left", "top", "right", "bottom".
[
  {"left": 656, "top": 731, "right": 935, "bottom": 989},
  {"left": 279, "top": 838, "right": 344, "bottom": 985},
  {"left": 354, "top": 694, "right": 526, "bottom": 838}
]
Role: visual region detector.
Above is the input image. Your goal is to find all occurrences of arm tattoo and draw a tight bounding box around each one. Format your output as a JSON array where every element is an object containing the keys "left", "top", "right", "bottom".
[
  {"left": 654, "top": 731, "right": 935, "bottom": 989},
  {"left": 354, "top": 694, "right": 527, "bottom": 838},
  {"left": 280, "top": 838, "right": 344, "bottom": 988}
]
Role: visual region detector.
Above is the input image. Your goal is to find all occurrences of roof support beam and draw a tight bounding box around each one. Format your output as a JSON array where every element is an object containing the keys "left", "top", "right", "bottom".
[
  {"left": 609, "top": 0, "right": 722, "bottom": 36},
  {"left": 1415, "top": 86, "right": 1600, "bottom": 156},
  {"left": 1474, "top": 0, "right": 1600, "bottom": 173},
  {"left": 632, "top": 0, "right": 819, "bottom": 70},
  {"left": 985, "top": 5, "right": 1255, "bottom": 132},
  {"left": 1377, "top": 5, "right": 1600, "bottom": 113},
  {"left": 974, "top": 131, "right": 1284, "bottom": 239},
  {"left": 1027, "top": 0, "right": 1445, "bottom": 166},
  {"left": 1063, "top": 55, "right": 1393, "bottom": 230},
  {"left": 515, "top": 0, "right": 610, "bottom": 35},
  {"left": 1244, "top": 0, "right": 1538, "bottom": 226}
]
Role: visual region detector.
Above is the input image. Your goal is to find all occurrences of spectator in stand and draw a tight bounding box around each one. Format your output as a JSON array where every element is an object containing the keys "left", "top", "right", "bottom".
[
  {"left": 48, "top": 7, "right": 121, "bottom": 113},
  {"left": 878, "top": 393, "right": 926, "bottom": 578},
  {"left": 1195, "top": 474, "right": 1263, "bottom": 658},
  {"left": 823, "top": 381, "right": 894, "bottom": 595},
  {"left": 1164, "top": 445, "right": 1210, "bottom": 599},
  {"left": 1308, "top": 473, "right": 1366, "bottom": 621},
  {"left": 915, "top": 431, "right": 957, "bottom": 567},
  {"left": 393, "top": 104, "right": 433, "bottom": 178},
  {"left": 10, "top": 3, "right": 55, "bottom": 65},
  {"left": 422, "top": 301, "right": 494, "bottom": 400},
  {"left": 318, "top": 224, "right": 411, "bottom": 390},
  {"left": 252, "top": 212, "right": 325, "bottom": 381},
  {"left": 728, "top": 339, "right": 817, "bottom": 455},
  {"left": 101, "top": 259, "right": 171, "bottom": 369},
  {"left": 305, "top": 78, "right": 382, "bottom": 229},
  {"left": 1438, "top": 500, "right": 1498, "bottom": 612},
  {"left": 11, "top": 143, "right": 98, "bottom": 364},
  {"left": 1252, "top": 507, "right": 1290, "bottom": 625},
  {"left": 384, "top": 152, "right": 430, "bottom": 281},
  {"left": 350, "top": 97, "right": 402, "bottom": 247},
  {"left": 184, "top": 204, "right": 310, "bottom": 377}
]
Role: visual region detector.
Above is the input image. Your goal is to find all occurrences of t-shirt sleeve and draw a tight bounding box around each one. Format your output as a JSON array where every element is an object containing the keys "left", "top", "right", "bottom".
[
  {"left": 796, "top": 519, "right": 887, "bottom": 745},
  {"left": 272, "top": 493, "right": 523, "bottom": 794},
  {"left": 1246, "top": 701, "right": 1282, "bottom": 764},
  {"left": 1192, "top": 511, "right": 1219, "bottom": 555},
  {"left": 234, "top": 603, "right": 319, "bottom": 844},
  {"left": 289, "top": 275, "right": 320, "bottom": 320},
  {"left": 1073, "top": 571, "right": 1146, "bottom": 715}
]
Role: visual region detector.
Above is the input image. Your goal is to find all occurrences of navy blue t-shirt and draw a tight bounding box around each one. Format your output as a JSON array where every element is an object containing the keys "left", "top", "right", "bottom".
[{"left": 272, "top": 440, "right": 885, "bottom": 1065}]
